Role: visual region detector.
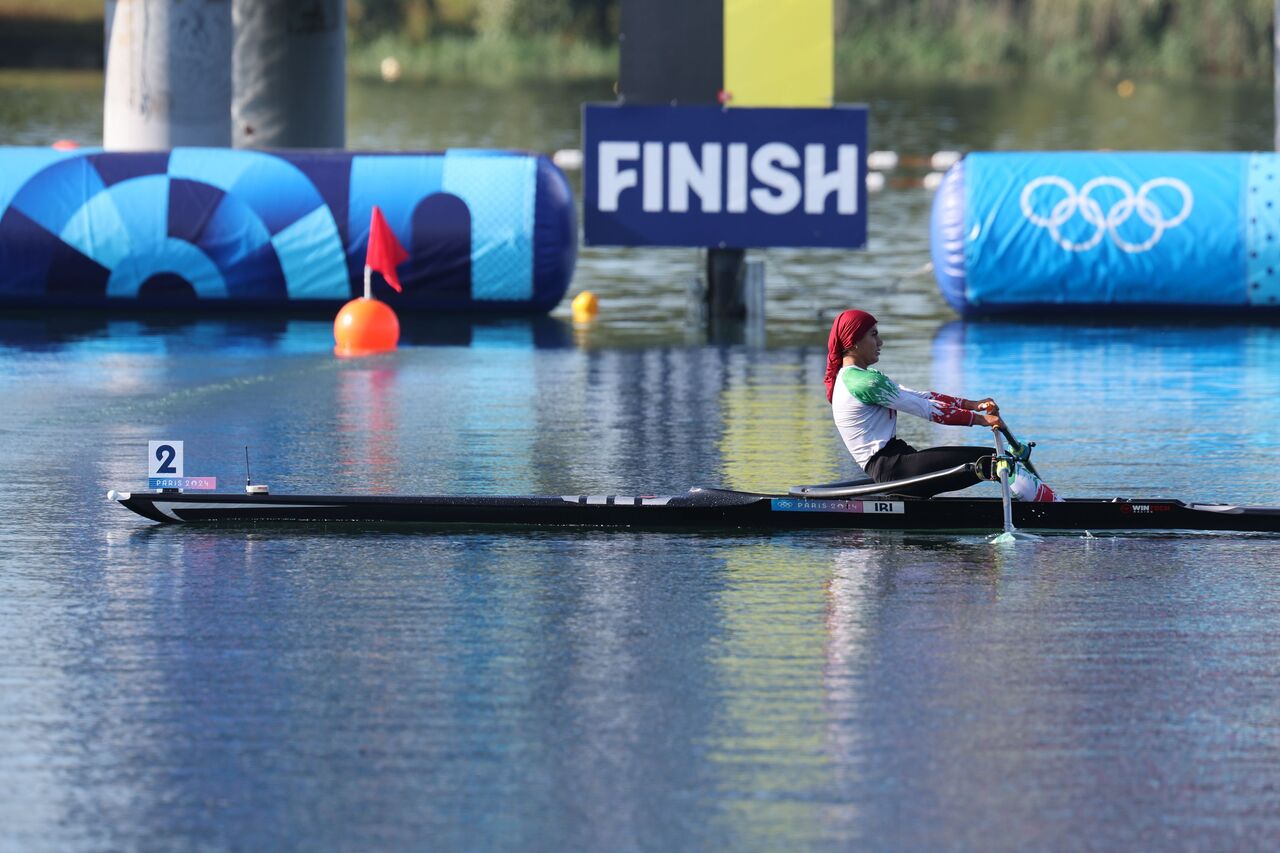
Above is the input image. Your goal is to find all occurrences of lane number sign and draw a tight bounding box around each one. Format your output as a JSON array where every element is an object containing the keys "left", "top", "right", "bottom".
[
  {"left": 148, "top": 441, "right": 184, "bottom": 479},
  {"left": 147, "top": 441, "right": 216, "bottom": 490}
]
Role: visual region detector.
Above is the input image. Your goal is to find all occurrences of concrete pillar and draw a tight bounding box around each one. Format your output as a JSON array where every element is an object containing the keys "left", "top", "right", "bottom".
[
  {"left": 232, "top": 0, "right": 346, "bottom": 149},
  {"left": 103, "top": 0, "right": 233, "bottom": 149}
]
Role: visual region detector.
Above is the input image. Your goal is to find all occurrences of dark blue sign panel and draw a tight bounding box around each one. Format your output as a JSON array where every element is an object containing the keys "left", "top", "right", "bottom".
[{"left": 583, "top": 104, "right": 867, "bottom": 249}]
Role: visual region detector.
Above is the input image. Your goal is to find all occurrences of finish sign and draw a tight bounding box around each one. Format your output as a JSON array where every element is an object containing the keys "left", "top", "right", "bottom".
[
  {"left": 583, "top": 103, "right": 868, "bottom": 249},
  {"left": 147, "top": 440, "right": 216, "bottom": 490}
]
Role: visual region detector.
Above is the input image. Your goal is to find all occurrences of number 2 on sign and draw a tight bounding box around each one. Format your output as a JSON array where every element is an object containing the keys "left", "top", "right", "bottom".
[{"left": 148, "top": 441, "right": 184, "bottom": 478}]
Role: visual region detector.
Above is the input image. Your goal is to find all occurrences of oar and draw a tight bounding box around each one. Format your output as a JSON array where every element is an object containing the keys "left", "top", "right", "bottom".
[
  {"left": 992, "top": 428, "right": 1016, "bottom": 537},
  {"left": 990, "top": 422, "right": 1043, "bottom": 543}
]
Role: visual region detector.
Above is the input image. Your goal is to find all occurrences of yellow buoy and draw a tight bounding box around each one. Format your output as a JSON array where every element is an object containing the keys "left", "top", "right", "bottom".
[
  {"left": 334, "top": 297, "right": 400, "bottom": 357},
  {"left": 571, "top": 290, "right": 599, "bottom": 322}
]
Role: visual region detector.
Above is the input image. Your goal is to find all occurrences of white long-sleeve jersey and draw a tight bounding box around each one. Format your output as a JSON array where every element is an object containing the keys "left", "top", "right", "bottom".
[{"left": 831, "top": 365, "right": 978, "bottom": 468}]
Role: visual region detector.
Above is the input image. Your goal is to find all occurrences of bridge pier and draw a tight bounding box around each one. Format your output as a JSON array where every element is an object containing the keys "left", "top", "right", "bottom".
[
  {"left": 102, "top": 0, "right": 346, "bottom": 151},
  {"left": 233, "top": 0, "right": 346, "bottom": 149},
  {"left": 103, "top": 0, "right": 232, "bottom": 149}
]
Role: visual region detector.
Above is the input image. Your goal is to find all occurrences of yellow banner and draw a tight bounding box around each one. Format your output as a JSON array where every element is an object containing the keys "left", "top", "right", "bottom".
[{"left": 724, "top": 0, "right": 833, "bottom": 107}]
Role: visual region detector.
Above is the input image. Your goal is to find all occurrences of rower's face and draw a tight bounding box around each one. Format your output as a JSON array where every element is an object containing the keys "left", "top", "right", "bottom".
[{"left": 852, "top": 325, "right": 882, "bottom": 365}]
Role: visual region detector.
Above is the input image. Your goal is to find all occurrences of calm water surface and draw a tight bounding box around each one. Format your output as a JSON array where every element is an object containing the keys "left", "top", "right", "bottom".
[{"left": 1, "top": 72, "right": 1279, "bottom": 850}]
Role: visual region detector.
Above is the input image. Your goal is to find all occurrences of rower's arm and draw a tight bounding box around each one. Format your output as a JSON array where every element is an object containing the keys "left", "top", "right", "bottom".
[
  {"left": 890, "top": 384, "right": 977, "bottom": 425},
  {"left": 842, "top": 369, "right": 984, "bottom": 427},
  {"left": 930, "top": 392, "right": 995, "bottom": 411},
  {"left": 908, "top": 389, "right": 1005, "bottom": 424},
  {"left": 927, "top": 394, "right": 981, "bottom": 426}
]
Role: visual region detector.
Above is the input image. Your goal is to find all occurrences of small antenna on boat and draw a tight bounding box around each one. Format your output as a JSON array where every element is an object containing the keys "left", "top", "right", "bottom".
[{"left": 243, "top": 447, "right": 269, "bottom": 495}]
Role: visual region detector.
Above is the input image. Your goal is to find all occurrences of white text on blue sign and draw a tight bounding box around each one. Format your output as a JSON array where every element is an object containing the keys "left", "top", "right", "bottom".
[
  {"left": 596, "top": 141, "right": 859, "bottom": 216},
  {"left": 583, "top": 105, "right": 868, "bottom": 249}
]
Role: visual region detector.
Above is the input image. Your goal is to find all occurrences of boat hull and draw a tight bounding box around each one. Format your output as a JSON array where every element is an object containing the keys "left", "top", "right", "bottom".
[{"left": 108, "top": 488, "right": 1280, "bottom": 533}]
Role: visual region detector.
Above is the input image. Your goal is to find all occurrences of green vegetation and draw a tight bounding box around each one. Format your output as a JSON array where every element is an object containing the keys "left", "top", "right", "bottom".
[
  {"left": 353, "top": 0, "right": 1278, "bottom": 82},
  {"left": 347, "top": 0, "right": 617, "bottom": 81},
  {"left": 348, "top": 0, "right": 616, "bottom": 44},
  {"left": 0, "top": 0, "right": 1274, "bottom": 80},
  {"left": 0, "top": 0, "right": 101, "bottom": 21},
  {"left": 835, "top": 0, "right": 1276, "bottom": 79},
  {"left": 348, "top": 32, "right": 616, "bottom": 83},
  {"left": 0, "top": 0, "right": 103, "bottom": 68}
]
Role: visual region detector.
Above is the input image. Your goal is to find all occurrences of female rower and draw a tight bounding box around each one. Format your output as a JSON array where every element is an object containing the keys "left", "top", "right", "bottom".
[{"left": 825, "top": 309, "right": 1060, "bottom": 500}]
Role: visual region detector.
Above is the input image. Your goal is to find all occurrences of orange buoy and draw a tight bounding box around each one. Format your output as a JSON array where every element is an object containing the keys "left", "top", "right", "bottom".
[
  {"left": 333, "top": 297, "right": 400, "bottom": 356},
  {"left": 51, "top": 139, "right": 79, "bottom": 151}
]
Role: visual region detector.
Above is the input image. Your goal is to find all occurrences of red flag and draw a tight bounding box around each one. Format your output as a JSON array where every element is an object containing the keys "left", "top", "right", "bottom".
[{"left": 365, "top": 205, "right": 409, "bottom": 293}]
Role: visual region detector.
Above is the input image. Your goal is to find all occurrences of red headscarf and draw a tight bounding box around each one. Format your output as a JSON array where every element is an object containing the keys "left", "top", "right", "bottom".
[{"left": 824, "top": 309, "right": 877, "bottom": 402}]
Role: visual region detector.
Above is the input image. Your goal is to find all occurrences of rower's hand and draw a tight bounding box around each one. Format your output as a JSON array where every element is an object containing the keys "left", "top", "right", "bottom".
[
  {"left": 975, "top": 398, "right": 999, "bottom": 414},
  {"left": 979, "top": 412, "right": 1006, "bottom": 431}
]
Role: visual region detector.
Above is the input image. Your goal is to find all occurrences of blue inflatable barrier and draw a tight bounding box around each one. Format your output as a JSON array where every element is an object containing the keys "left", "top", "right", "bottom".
[
  {"left": 930, "top": 152, "right": 1280, "bottom": 315},
  {"left": 0, "top": 147, "right": 576, "bottom": 313}
]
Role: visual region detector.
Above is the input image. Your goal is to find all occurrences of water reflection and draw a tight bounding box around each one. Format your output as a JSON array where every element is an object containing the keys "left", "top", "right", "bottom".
[
  {"left": 706, "top": 542, "right": 835, "bottom": 846},
  {"left": 0, "top": 313, "right": 574, "bottom": 356},
  {"left": 336, "top": 365, "right": 400, "bottom": 490},
  {"left": 86, "top": 527, "right": 738, "bottom": 849},
  {"left": 704, "top": 536, "right": 1022, "bottom": 846},
  {"left": 718, "top": 350, "right": 842, "bottom": 492},
  {"left": 930, "top": 321, "right": 1280, "bottom": 502}
]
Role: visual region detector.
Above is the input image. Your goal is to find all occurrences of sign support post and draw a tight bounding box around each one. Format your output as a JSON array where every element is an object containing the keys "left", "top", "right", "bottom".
[
  {"left": 706, "top": 248, "right": 746, "bottom": 320},
  {"left": 610, "top": 0, "right": 843, "bottom": 327},
  {"left": 617, "top": 0, "right": 747, "bottom": 321}
]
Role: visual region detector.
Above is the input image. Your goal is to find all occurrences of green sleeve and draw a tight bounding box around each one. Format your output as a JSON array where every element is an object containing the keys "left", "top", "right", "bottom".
[{"left": 840, "top": 368, "right": 899, "bottom": 407}]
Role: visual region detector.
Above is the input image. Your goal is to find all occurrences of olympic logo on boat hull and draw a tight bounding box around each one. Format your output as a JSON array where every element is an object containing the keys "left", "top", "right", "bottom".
[{"left": 1020, "top": 176, "right": 1194, "bottom": 253}]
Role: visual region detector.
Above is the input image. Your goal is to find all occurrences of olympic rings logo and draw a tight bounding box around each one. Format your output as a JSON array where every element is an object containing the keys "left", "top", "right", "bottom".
[{"left": 1019, "top": 176, "right": 1194, "bottom": 253}]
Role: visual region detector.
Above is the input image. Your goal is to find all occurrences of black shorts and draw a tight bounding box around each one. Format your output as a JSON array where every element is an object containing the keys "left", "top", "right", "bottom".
[{"left": 864, "top": 438, "right": 991, "bottom": 498}]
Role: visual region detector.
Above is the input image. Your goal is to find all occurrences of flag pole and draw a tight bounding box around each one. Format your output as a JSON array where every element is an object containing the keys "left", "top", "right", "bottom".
[{"left": 334, "top": 204, "right": 404, "bottom": 356}]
